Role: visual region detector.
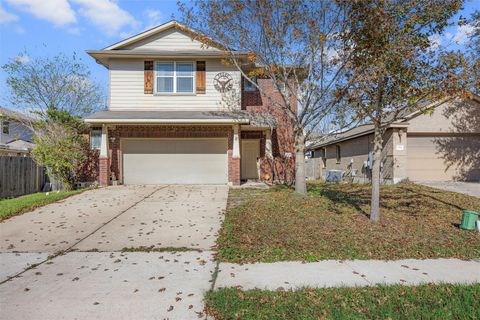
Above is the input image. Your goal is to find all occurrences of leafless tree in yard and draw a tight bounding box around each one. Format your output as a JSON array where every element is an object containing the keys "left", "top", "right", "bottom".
[{"left": 180, "top": 0, "right": 358, "bottom": 194}]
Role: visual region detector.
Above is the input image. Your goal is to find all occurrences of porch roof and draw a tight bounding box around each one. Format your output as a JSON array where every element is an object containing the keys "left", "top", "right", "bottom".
[{"left": 84, "top": 110, "right": 276, "bottom": 127}]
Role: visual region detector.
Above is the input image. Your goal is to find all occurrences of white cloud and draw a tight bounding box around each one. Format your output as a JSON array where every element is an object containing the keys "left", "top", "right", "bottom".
[
  {"left": 15, "top": 26, "right": 25, "bottom": 33},
  {"left": 452, "top": 24, "right": 474, "bottom": 45},
  {"left": 428, "top": 34, "right": 442, "bottom": 49},
  {"left": 6, "top": 0, "right": 76, "bottom": 26},
  {"left": 15, "top": 54, "right": 30, "bottom": 64},
  {"left": 72, "top": 0, "right": 138, "bottom": 36},
  {"left": 325, "top": 47, "right": 339, "bottom": 62},
  {"left": 0, "top": 5, "right": 18, "bottom": 25},
  {"left": 67, "top": 27, "right": 81, "bottom": 35},
  {"left": 145, "top": 9, "right": 162, "bottom": 30}
]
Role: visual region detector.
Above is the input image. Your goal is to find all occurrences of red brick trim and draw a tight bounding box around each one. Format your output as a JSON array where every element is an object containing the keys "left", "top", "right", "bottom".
[
  {"left": 98, "top": 157, "right": 110, "bottom": 186},
  {"left": 228, "top": 152, "right": 241, "bottom": 185}
]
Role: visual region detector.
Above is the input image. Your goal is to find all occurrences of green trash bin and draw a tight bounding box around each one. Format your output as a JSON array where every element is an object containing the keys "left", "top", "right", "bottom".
[{"left": 460, "top": 210, "right": 479, "bottom": 230}]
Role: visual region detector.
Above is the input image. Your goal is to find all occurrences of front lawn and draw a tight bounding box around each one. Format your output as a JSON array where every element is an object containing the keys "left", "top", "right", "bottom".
[
  {"left": 0, "top": 188, "right": 91, "bottom": 221},
  {"left": 217, "top": 182, "right": 480, "bottom": 262},
  {"left": 206, "top": 284, "right": 480, "bottom": 320}
]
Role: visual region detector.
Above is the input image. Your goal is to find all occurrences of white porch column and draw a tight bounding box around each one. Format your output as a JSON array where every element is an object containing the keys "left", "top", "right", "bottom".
[
  {"left": 232, "top": 125, "right": 240, "bottom": 158},
  {"left": 100, "top": 124, "right": 109, "bottom": 158},
  {"left": 265, "top": 129, "right": 273, "bottom": 158}
]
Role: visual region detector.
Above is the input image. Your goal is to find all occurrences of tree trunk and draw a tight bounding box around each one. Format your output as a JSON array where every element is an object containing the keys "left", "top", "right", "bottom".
[
  {"left": 294, "top": 135, "right": 307, "bottom": 194},
  {"left": 370, "top": 124, "right": 383, "bottom": 221}
]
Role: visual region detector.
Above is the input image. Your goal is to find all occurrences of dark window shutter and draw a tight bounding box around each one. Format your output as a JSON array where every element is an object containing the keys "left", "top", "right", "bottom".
[
  {"left": 144, "top": 61, "right": 153, "bottom": 94},
  {"left": 196, "top": 61, "right": 206, "bottom": 94}
]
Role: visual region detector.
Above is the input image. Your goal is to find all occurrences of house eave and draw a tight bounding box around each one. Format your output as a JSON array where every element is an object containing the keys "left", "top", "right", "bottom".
[
  {"left": 86, "top": 50, "right": 250, "bottom": 68},
  {"left": 84, "top": 118, "right": 250, "bottom": 125},
  {"left": 102, "top": 20, "right": 229, "bottom": 51},
  {"left": 311, "top": 123, "right": 409, "bottom": 150}
]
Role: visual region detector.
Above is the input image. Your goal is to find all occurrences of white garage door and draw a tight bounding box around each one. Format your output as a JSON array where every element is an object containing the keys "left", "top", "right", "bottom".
[{"left": 122, "top": 138, "right": 228, "bottom": 184}]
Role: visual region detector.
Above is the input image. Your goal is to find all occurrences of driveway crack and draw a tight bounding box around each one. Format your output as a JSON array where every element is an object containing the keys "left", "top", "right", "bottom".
[{"left": 0, "top": 186, "right": 166, "bottom": 286}]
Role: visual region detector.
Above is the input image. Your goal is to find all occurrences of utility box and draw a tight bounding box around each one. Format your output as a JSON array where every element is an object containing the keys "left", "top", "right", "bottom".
[{"left": 460, "top": 210, "right": 479, "bottom": 230}]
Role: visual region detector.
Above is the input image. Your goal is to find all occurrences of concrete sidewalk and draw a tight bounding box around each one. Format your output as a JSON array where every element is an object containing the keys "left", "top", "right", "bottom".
[
  {"left": 0, "top": 251, "right": 215, "bottom": 320},
  {"left": 215, "top": 258, "right": 480, "bottom": 290}
]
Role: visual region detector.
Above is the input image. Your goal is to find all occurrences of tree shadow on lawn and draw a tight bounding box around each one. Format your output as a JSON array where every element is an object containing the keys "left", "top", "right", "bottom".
[
  {"left": 309, "top": 183, "right": 467, "bottom": 220},
  {"left": 309, "top": 184, "right": 370, "bottom": 218},
  {"left": 397, "top": 186, "right": 465, "bottom": 211}
]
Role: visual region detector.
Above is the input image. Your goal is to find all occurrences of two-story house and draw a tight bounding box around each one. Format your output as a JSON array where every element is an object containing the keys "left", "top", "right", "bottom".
[{"left": 85, "top": 21, "right": 295, "bottom": 186}]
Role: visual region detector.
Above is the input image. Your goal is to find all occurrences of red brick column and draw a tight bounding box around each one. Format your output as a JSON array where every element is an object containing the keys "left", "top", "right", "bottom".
[
  {"left": 228, "top": 152, "right": 241, "bottom": 185},
  {"left": 227, "top": 128, "right": 241, "bottom": 185},
  {"left": 98, "top": 157, "right": 110, "bottom": 186}
]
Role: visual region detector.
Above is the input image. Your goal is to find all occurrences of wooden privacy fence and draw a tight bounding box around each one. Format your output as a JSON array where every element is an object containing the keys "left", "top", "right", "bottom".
[
  {"left": 305, "top": 157, "right": 323, "bottom": 180},
  {"left": 0, "top": 156, "right": 46, "bottom": 199}
]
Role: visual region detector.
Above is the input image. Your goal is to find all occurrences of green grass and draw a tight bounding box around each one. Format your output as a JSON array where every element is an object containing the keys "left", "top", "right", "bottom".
[
  {"left": 206, "top": 284, "right": 480, "bottom": 320},
  {"left": 0, "top": 188, "right": 92, "bottom": 221},
  {"left": 217, "top": 182, "right": 480, "bottom": 262}
]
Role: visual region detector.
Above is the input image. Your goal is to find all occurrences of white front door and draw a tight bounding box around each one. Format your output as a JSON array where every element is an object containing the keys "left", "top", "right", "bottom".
[
  {"left": 241, "top": 140, "right": 260, "bottom": 180},
  {"left": 122, "top": 138, "right": 228, "bottom": 184}
]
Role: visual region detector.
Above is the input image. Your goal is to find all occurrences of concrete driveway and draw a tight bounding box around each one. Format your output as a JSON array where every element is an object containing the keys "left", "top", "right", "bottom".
[
  {"left": 0, "top": 185, "right": 228, "bottom": 320},
  {"left": 417, "top": 181, "right": 480, "bottom": 198}
]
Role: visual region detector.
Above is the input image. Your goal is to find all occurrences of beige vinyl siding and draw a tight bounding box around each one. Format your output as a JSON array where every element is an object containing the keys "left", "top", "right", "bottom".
[
  {"left": 124, "top": 28, "right": 221, "bottom": 51},
  {"left": 109, "top": 58, "right": 241, "bottom": 111}
]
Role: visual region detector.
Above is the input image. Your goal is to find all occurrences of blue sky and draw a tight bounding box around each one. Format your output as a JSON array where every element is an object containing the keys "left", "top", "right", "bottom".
[{"left": 0, "top": 0, "right": 478, "bottom": 109}]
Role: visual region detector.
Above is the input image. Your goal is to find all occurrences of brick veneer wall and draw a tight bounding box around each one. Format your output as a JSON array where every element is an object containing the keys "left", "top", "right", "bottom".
[
  {"left": 241, "top": 78, "right": 296, "bottom": 184},
  {"left": 99, "top": 125, "right": 240, "bottom": 186}
]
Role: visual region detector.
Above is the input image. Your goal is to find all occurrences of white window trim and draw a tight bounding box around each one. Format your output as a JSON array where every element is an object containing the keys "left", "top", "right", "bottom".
[
  {"left": 2, "top": 120, "right": 10, "bottom": 135},
  {"left": 154, "top": 61, "right": 196, "bottom": 95},
  {"left": 90, "top": 129, "right": 102, "bottom": 150}
]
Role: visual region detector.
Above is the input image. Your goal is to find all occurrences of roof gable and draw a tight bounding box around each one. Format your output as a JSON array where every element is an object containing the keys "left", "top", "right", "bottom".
[{"left": 104, "top": 20, "right": 223, "bottom": 52}]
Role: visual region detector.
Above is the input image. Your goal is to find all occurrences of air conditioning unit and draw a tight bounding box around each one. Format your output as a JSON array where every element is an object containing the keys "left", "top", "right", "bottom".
[{"left": 326, "top": 170, "right": 343, "bottom": 182}]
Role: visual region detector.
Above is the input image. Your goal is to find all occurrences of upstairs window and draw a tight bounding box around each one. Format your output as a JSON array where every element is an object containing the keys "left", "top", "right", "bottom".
[
  {"left": 155, "top": 61, "right": 194, "bottom": 93},
  {"left": 2, "top": 121, "right": 9, "bottom": 134},
  {"left": 90, "top": 129, "right": 102, "bottom": 150},
  {"left": 243, "top": 76, "right": 257, "bottom": 92}
]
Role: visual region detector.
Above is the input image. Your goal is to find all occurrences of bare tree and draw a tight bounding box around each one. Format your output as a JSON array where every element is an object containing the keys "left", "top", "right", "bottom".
[{"left": 180, "top": 0, "right": 356, "bottom": 194}]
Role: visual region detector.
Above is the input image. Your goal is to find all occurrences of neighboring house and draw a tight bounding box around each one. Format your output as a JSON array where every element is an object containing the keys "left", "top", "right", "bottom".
[
  {"left": 309, "top": 97, "right": 480, "bottom": 183},
  {"left": 0, "top": 107, "right": 34, "bottom": 156},
  {"left": 84, "top": 20, "right": 295, "bottom": 186}
]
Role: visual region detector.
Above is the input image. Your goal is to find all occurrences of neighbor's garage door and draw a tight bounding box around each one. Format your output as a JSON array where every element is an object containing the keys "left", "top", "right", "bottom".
[
  {"left": 407, "top": 135, "right": 458, "bottom": 181},
  {"left": 122, "top": 138, "right": 228, "bottom": 184}
]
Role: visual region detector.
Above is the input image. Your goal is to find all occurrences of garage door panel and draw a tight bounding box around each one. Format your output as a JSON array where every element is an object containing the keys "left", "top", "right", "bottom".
[
  {"left": 407, "top": 136, "right": 479, "bottom": 181},
  {"left": 122, "top": 139, "right": 228, "bottom": 184}
]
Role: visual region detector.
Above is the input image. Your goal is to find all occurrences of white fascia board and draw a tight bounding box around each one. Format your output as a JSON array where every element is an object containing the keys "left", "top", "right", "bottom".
[
  {"left": 104, "top": 21, "right": 177, "bottom": 50},
  {"left": 84, "top": 118, "right": 250, "bottom": 124}
]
